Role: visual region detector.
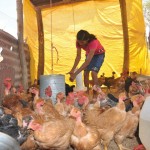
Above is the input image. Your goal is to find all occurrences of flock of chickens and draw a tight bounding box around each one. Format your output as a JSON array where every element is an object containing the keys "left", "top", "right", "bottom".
[{"left": 0, "top": 72, "right": 150, "bottom": 150}]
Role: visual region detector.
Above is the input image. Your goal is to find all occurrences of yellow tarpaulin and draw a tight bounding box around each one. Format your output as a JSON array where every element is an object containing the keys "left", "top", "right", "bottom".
[{"left": 23, "top": 0, "right": 150, "bottom": 84}]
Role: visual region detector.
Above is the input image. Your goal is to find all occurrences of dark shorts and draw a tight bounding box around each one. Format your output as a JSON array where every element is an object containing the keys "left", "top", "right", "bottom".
[{"left": 85, "top": 53, "right": 105, "bottom": 72}]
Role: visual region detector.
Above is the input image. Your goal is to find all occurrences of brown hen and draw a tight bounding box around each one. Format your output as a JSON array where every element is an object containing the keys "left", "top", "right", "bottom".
[
  {"left": 114, "top": 106, "right": 140, "bottom": 150},
  {"left": 23, "top": 114, "right": 75, "bottom": 150},
  {"left": 70, "top": 107, "right": 101, "bottom": 150},
  {"left": 83, "top": 92, "right": 127, "bottom": 150}
]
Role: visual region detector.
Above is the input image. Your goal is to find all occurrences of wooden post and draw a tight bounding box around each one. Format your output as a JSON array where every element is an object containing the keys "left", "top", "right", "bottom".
[
  {"left": 16, "top": 0, "right": 28, "bottom": 89},
  {"left": 119, "top": 0, "right": 129, "bottom": 73},
  {"left": 36, "top": 7, "right": 44, "bottom": 80}
]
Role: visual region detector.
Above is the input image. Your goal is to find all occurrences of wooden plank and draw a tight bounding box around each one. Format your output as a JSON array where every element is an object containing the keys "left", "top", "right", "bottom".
[
  {"left": 30, "top": 0, "right": 90, "bottom": 9},
  {"left": 36, "top": 8, "right": 44, "bottom": 79},
  {"left": 36, "top": 7, "right": 44, "bottom": 79},
  {"left": 17, "top": 0, "right": 29, "bottom": 89},
  {"left": 30, "top": 0, "right": 63, "bottom": 7},
  {"left": 119, "top": 0, "right": 129, "bottom": 72}
]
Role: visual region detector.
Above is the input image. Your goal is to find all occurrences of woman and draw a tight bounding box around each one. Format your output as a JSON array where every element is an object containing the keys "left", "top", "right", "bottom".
[{"left": 68, "top": 30, "right": 105, "bottom": 94}]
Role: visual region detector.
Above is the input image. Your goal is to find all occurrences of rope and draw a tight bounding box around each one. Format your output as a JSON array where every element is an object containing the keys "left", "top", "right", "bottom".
[
  {"left": 48, "top": 0, "right": 78, "bottom": 72},
  {"left": 49, "top": 0, "right": 59, "bottom": 73},
  {"left": 71, "top": 1, "right": 76, "bottom": 33}
]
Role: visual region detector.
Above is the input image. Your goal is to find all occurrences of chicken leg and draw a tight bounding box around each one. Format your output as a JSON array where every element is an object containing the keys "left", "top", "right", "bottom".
[
  {"left": 103, "top": 144, "right": 108, "bottom": 150},
  {"left": 118, "top": 144, "right": 131, "bottom": 150}
]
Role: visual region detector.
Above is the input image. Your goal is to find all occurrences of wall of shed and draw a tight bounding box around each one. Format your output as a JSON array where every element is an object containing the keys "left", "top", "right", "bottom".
[{"left": 0, "top": 29, "right": 31, "bottom": 101}]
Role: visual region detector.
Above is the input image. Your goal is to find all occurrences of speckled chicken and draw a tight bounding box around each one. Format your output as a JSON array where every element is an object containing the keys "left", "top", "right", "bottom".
[{"left": 0, "top": 107, "right": 28, "bottom": 145}]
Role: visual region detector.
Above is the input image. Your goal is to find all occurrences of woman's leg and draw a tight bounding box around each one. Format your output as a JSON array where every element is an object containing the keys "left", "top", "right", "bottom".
[
  {"left": 91, "top": 71, "right": 98, "bottom": 85},
  {"left": 91, "top": 71, "right": 99, "bottom": 98},
  {"left": 86, "top": 53, "right": 105, "bottom": 97},
  {"left": 84, "top": 70, "right": 90, "bottom": 93}
]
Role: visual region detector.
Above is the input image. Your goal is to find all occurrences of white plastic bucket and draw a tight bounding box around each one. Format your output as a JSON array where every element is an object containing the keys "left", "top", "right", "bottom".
[
  {"left": 40, "top": 74, "right": 65, "bottom": 104},
  {"left": 73, "top": 70, "right": 87, "bottom": 92},
  {"left": 139, "top": 96, "right": 150, "bottom": 150}
]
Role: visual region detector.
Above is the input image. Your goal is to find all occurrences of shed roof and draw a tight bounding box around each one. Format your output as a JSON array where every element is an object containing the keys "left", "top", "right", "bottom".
[{"left": 30, "top": 0, "right": 89, "bottom": 8}]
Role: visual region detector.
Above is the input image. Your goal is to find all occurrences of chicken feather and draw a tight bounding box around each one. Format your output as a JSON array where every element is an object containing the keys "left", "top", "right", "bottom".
[
  {"left": 70, "top": 107, "right": 101, "bottom": 150},
  {"left": 24, "top": 116, "right": 75, "bottom": 150},
  {"left": 83, "top": 93, "right": 127, "bottom": 150}
]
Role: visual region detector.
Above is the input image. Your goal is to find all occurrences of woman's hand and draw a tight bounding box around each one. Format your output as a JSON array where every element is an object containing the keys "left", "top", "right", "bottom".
[
  {"left": 67, "top": 70, "right": 76, "bottom": 82},
  {"left": 67, "top": 70, "right": 74, "bottom": 75},
  {"left": 69, "top": 73, "right": 76, "bottom": 82}
]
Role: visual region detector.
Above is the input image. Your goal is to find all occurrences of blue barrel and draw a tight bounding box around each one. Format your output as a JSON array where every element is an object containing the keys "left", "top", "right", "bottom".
[{"left": 40, "top": 74, "right": 65, "bottom": 104}]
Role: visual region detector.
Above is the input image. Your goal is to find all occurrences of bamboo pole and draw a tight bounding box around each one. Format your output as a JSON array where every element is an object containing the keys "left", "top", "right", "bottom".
[
  {"left": 119, "top": 0, "right": 129, "bottom": 73},
  {"left": 36, "top": 7, "right": 44, "bottom": 79},
  {"left": 16, "top": 0, "right": 28, "bottom": 89}
]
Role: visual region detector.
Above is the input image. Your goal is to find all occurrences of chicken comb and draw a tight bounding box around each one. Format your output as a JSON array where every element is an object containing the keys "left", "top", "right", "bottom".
[
  {"left": 66, "top": 97, "right": 74, "bottom": 105},
  {"left": 3, "top": 77, "right": 12, "bottom": 85},
  {"left": 4, "top": 77, "right": 12, "bottom": 81},
  {"left": 3, "top": 78, "right": 12, "bottom": 90}
]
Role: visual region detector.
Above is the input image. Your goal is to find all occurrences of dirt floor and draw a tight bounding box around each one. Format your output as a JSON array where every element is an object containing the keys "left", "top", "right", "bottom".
[
  {"left": 68, "top": 137, "right": 139, "bottom": 150},
  {"left": 109, "top": 137, "right": 139, "bottom": 150}
]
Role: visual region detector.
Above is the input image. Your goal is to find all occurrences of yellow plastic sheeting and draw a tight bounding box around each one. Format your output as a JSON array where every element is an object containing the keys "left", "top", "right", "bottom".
[
  {"left": 23, "top": 0, "right": 150, "bottom": 84},
  {"left": 126, "top": 0, "right": 150, "bottom": 74},
  {"left": 24, "top": 0, "right": 38, "bottom": 82}
]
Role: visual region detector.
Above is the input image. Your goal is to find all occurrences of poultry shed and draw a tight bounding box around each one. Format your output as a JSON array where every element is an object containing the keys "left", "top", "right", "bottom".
[
  {"left": 1, "top": 72, "right": 150, "bottom": 149},
  {"left": 0, "top": 0, "right": 150, "bottom": 150}
]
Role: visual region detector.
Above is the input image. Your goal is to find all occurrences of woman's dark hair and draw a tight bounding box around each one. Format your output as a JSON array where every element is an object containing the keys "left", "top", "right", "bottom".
[{"left": 77, "top": 30, "right": 97, "bottom": 42}]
